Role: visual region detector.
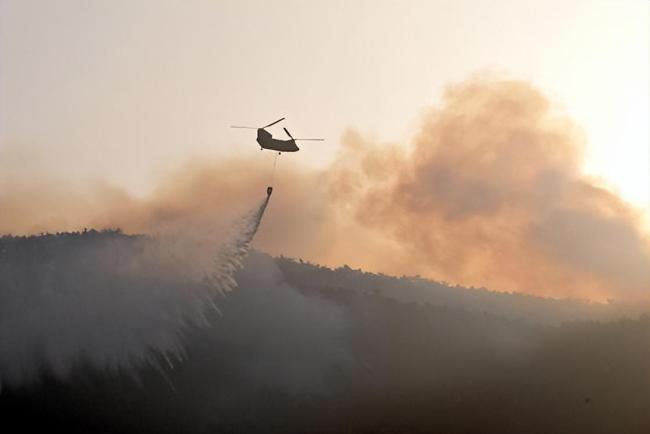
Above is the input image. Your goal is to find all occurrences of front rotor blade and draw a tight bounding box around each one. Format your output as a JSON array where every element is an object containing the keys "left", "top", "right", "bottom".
[
  {"left": 230, "top": 126, "right": 258, "bottom": 129},
  {"left": 283, "top": 127, "right": 294, "bottom": 139},
  {"left": 262, "top": 117, "right": 285, "bottom": 128}
]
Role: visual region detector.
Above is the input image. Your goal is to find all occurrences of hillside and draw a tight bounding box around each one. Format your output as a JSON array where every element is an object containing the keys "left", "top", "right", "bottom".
[
  {"left": 0, "top": 232, "right": 648, "bottom": 434},
  {"left": 274, "top": 256, "right": 645, "bottom": 325}
]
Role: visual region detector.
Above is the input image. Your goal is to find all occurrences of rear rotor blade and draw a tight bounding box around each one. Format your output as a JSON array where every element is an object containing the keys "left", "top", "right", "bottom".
[
  {"left": 283, "top": 127, "right": 294, "bottom": 140},
  {"left": 230, "top": 126, "right": 258, "bottom": 129},
  {"left": 295, "top": 138, "right": 325, "bottom": 141},
  {"left": 262, "top": 117, "right": 285, "bottom": 128}
]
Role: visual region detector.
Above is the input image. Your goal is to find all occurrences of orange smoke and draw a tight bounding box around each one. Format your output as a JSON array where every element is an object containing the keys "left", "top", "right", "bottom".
[
  {"left": 326, "top": 78, "right": 650, "bottom": 301},
  {"left": 1, "top": 77, "right": 648, "bottom": 301}
]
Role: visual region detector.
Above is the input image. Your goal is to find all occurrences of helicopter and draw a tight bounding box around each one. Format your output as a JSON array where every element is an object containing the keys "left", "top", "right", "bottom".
[{"left": 230, "top": 117, "right": 324, "bottom": 153}]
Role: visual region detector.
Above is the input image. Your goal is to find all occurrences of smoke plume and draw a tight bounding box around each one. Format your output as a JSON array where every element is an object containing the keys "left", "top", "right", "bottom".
[
  {"left": 0, "top": 76, "right": 647, "bottom": 302},
  {"left": 326, "top": 77, "right": 650, "bottom": 301}
]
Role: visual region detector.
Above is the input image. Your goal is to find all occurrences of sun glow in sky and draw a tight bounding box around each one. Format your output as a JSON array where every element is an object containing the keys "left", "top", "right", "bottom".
[{"left": 1, "top": 0, "right": 648, "bottom": 211}]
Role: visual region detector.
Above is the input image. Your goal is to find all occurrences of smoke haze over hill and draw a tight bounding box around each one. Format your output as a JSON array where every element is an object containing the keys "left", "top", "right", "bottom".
[
  {"left": 326, "top": 78, "right": 650, "bottom": 301},
  {"left": 1, "top": 77, "right": 647, "bottom": 303}
]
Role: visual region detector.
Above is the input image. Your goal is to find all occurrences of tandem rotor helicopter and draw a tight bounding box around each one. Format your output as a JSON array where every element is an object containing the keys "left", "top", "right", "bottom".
[
  {"left": 231, "top": 117, "right": 324, "bottom": 196},
  {"left": 230, "top": 117, "right": 324, "bottom": 153}
]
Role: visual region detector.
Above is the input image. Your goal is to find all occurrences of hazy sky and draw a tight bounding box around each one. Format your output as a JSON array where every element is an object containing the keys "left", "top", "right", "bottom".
[{"left": 1, "top": 0, "right": 648, "bottom": 210}]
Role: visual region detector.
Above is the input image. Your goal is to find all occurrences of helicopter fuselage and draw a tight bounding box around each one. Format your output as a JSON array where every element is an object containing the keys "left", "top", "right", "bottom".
[{"left": 256, "top": 128, "right": 299, "bottom": 152}]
